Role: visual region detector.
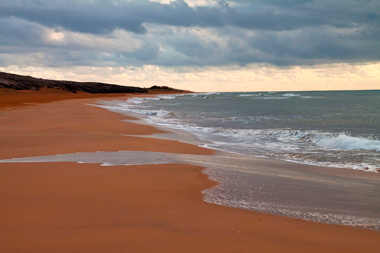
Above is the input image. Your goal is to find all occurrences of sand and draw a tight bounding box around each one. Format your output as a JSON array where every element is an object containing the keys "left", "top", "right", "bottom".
[
  {"left": 0, "top": 88, "right": 130, "bottom": 110},
  {"left": 0, "top": 90, "right": 379, "bottom": 252}
]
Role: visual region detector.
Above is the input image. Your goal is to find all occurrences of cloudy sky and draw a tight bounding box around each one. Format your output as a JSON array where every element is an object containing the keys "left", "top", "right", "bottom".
[{"left": 1, "top": 0, "right": 379, "bottom": 92}]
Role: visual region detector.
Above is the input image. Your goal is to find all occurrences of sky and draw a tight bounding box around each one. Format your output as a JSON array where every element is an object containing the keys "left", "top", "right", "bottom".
[{"left": 0, "top": 0, "right": 379, "bottom": 92}]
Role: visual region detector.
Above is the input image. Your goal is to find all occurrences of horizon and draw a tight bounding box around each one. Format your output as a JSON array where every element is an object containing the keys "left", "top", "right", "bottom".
[
  {"left": 2, "top": 70, "right": 380, "bottom": 94},
  {"left": 1, "top": 0, "right": 379, "bottom": 92}
]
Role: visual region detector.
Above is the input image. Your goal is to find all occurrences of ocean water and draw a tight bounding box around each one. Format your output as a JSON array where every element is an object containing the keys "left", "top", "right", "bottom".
[
  {"left": 92, "top": 90, "right": 380, "bottom": 229},
  {"left": 101, "top": 90, "right": 380, "bottom": 173}
]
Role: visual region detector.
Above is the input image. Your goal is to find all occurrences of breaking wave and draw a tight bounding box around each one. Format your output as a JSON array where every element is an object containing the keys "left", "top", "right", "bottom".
[
  {"left": 311, "top": 133, "right": 380, "bottom": 152},
  {"left": 96, "top": 95, "right": 380, "bottom": 173},
  {"left": 278, "top": 130, "right": 380, "bottom": 152}
]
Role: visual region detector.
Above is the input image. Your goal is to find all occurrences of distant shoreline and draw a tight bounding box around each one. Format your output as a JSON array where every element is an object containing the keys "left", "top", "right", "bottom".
[
  {"left": 0, "top": 70, "right": 190, "bottom": 109},
  {"left": 0, "top": 70, "right": 190, "bottom": 93}
]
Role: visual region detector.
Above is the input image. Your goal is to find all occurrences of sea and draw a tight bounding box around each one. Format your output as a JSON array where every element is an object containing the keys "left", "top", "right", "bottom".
[
  {"left": 93, "top": 89, "right": 380, "bottom": 229},
  {"left": 102, "top": 90, "right": 380, "bottom": 173}
]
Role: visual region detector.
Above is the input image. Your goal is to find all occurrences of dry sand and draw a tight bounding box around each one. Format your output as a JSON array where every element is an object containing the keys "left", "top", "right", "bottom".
[{"left": 0, "top": 90, "right": 379, "bottom": 252}]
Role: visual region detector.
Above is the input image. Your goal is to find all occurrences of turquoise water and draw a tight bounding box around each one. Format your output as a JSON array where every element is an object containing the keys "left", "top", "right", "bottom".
[{"left": 108, "top": 90, "right": 380, "bottom": 172}]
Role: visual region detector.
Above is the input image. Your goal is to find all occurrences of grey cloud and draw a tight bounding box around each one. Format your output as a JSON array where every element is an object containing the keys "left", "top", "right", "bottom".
[
  {"left": 0, "top": 0, "right": 380, "bottom": 68},
  {"left": 232, "top": 27, "right": 380, "bottom": 66},
  {"left": 0, "top": 18, "right": 48, "bottom": 47},
  {"left": 1, "top": 0, "right": 379, "bottom": 34},
  {"left": 0, "top": 2, "right": 147, "bottom": 34},
  {"left": 0, "top": 0, "right": 224, "bottom": 35},
  {"left": 166, "top": 30, "right": 221, "bottom": 59},
  {"left": 120, "top": 42, "right": 161, "bottom": 63},
  {"left": 153, "top": 24, "right": 380, "bottom": 67}
]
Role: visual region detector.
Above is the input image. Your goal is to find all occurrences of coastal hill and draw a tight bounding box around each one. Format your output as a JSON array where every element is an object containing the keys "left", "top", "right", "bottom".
[
  {"left": 0, "top": 71, "right": 189, "bottom": 94},
  {"left": 0, "top": 71, "right": 190, "bottom": 109}
]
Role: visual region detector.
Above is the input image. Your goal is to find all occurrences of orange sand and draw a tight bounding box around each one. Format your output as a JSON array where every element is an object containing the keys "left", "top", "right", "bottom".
[
  {"left": 0, "top": 88, "right": 128, "bottom": 110},
  {"left": 0, "top": 91, "right": 379, "bottom": 252}
]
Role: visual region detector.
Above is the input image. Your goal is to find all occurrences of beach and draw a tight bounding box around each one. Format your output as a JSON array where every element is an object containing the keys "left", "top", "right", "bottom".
[{"left": 1, "top": 90, "right": 380, "bottom": 252}]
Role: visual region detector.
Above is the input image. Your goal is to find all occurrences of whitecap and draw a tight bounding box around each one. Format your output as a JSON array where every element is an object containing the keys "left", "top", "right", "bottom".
[
  {"left": 282, "top": 93, "right": 301, "bottom": 97},
  {"left": 312, "top": 133, "right": 380, "bottom": 152}
]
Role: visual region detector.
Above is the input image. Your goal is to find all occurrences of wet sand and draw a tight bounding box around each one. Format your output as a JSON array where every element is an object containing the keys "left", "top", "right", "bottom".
[{"left": 0, "top": 90, "right": 379, "bottom": 252}]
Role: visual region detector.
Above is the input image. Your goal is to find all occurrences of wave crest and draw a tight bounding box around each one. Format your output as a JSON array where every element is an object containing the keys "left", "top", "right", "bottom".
[{"left": 311, "top": 133, "right": 380, "bottom": 152}]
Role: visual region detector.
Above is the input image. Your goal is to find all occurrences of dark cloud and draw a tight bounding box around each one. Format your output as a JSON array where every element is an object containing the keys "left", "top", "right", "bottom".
[
  {"left": 1, "top": 0, "right": 379, "bottom": 34},
  {"left": 0, "top": 0, "right": 379, "bottom": 68},
  {"left": 0, "top": 18, "right": 47, "bottom": 47},
  {"left": 120, "top": 42, "right": 161, "bottom": 63},
  {"left": 0, "top": 1, "right": 147, "bottom": 34}
]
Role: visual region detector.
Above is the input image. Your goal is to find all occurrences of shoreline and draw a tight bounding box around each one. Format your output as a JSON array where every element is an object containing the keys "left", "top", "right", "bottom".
[
  {"left": 1, "top": 91, "right": 379, "bottom": 252},
  {"left": 94, "top": 94, "right": 380, "bottom": 229}
]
